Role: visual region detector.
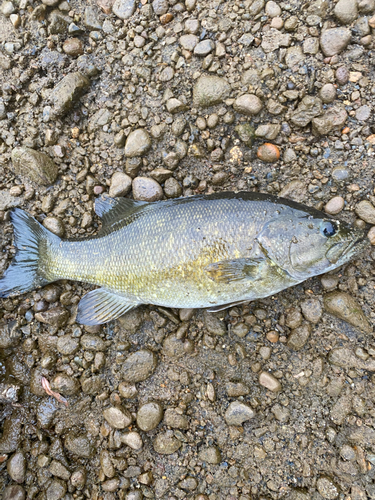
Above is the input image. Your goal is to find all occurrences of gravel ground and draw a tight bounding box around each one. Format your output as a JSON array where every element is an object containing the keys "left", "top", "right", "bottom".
[{"left": 1, "top": 0, "right": 375, "bottom": 499}]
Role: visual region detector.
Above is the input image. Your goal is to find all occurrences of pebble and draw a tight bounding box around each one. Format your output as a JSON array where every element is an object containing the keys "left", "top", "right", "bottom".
[
  {"left": 80, "top": 334, "right": 105, "bottom": 351},
  {"left": 43, "top": 217, "right": 65, "bottom": 237},
  {"left": 290, "top": 96, "right": 322, "bottom": 127},
  {"left": 49, "top": 72, "right": 90, "bottom": 118},
  {"left": 64, "top": 433, "right": 94, "bottom": 458},
  {"left": 52, "top": 374, "right": 80, "bottom": 395},
  {"left": 368, "top": 226, "right": 375, "bottom": 245},
  {"left": 255, "top": 124, "right": 281, "bottom": 140},
  {"left": 335, "top": 66, "right": 350, "bottom": 85},
  {"left": 355, "top": 105, "right": 371, "bottom": 121},
  {"left": 257, "top": 143, "right": 280, "bottom": 163},
  {"left": 153, "top": 432, "right": 181, "bottom": 454},
  {"left": 355, "top": 200, "right": 375, "bottom": 224},
  {"left": 285, "top": 46, "right": 304, "bottom": 68},
  {"left": 312, "top": 106, "right": 347, "bottom": 136},
  {"left": 62, "top": 38, "right": 84, "bottom": 57},
  {"left": 259, "top": 372, "right": 282, "bottom": 392},
  {"left": 46, "top": 479, "right": 67, "bottom": 500},
  {"left": 325, "top": 196, "right": 345, "bottom": 215},
  {"left": 109, "top": 172, "right": 132, "bottom": 197},
  {"left": 164, "top": 408, "right": 188, "bottom": 429},
  {"left": 233, "top": 94, "right": 263, "bottom": 116},
  {"left": 334, "top": 0, "right": 358, "bottom": 24},
  {"left": 320, "top": 28, "right": 351, "bottom": 57},
  {"left": 136, "top": 402, "right": 163, "bottom": 431},
  {"left": 124, "top": 129, "right": 151, "bottom": 157},
  {"left": 226, "top": 382, "right": 249, "bottom": 397},
  {"left": 324, "top": 291, "right": 371, "bottom": 333},
  {"left": 164, "top": 177, "right": 182, "bottom": 198},
  {"left": 193, "top": 76, "right": 230, "bottom": 108},
  {"left": 132, "top": 177, "right": 163, "bottom": 202},
  {"left": 320, "top": 83, "right": 336, "bottom": 104},
  {"left": 152, "top": 0, "right": 168, "bottom": 15},
  {"left": 265, "top": 1, "right": 281, "bottom": 17},
  {"left": 287, "top": 322, "right": 311, "bottom": 351},
  {"left": 3, "top": 485, "right": 25, "bottom": 500},
  {"left": 224, "top": 401, "right": 255, "bottom": 426},
  {"left": 203, "top": 311, "right": 226, "bottom": 336},
  {"left": 283, "top": 148, "right": 297, "bottom": 163},
  {"left": 7, "top": 452, "right": 26, "bottom": 483},
  {"left": 57, "top": 336, "right": 79, "bottom": 355},
  {"left": 194, "top": 40, "right": 215, "bottom": 57},
  {"left": 12, "top": 147, "right": 58, "bottom": 186},
  {"left": 301, "top": 298, "right": 322, "bottom": 323},
  {"left": 179, "top": 34, "right": 198, "bottom": 51},
  {"left": 121, "top": 431, "right": 143, "bottom": 450},
  {"left": 121, "top": 350, "right": 158, "bottom": 382},
  {"left": 35, "top": 306, "right": 69, "bottom": 327},
  {"left": 112, "top": 0, "right": 136, "bottom": 19},
  {"left": 316, "top": 476, "right": 339, "bottom": 499},
  {"left": 198, "top": 446, "right": 221, "bottom": 464},
  {"left": 103, "top": 406, "right": 132, "bottom": 429},
  {"left": 49, "top": 460, "right": 70, "bottom": 481},
  {"left": 2, "top": 1, "right": 15, "bottom": 15}
]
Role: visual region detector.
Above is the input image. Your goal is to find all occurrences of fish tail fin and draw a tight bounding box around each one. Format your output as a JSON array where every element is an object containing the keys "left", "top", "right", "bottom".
[{"left": 0, "top": 208, "right": 59, "bottom": 297}]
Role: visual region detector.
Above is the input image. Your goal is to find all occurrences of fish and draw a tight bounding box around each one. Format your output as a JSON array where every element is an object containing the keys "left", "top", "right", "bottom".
[{"left": 0, "top": 191, "right": 369, "bottom": 325}]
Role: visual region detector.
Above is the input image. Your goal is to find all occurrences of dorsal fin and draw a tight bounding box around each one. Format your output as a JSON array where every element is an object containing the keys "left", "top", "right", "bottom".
[{"left": 94, "top": 195, "right": 148, "bottom": 228}]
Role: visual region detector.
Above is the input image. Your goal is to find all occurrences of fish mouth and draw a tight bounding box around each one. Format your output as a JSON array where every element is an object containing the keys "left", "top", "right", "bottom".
[{"left": 326, "top": 233, "right": 370, "bottom": 264}]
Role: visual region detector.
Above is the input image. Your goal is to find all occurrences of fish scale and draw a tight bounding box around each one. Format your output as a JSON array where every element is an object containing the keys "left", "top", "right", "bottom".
[{"left": 0, "top": 192, "right": 368, "bottom": 325}]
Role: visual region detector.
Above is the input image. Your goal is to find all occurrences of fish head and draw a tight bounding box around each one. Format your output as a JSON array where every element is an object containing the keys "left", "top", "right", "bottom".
[{"left": 257, "top": 215, "right": 369, "bottom": 281}]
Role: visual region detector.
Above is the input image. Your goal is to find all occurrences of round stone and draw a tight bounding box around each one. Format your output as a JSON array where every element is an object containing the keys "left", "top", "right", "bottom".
[
  {"left": 57, "top": 335, "right": 79, "bottom": 355},
  {"left": 334, "top": 0, "right": 358, "bottom": 24},
  {"left": 265, "top": 0, "right": 281, "bottom": 17},
  {"left": 124, "top": 129, "right": 151, "bottom": 157},
  {"left": 121, "top": 431, "right": 143, "bottom": 450},
  {"left": 103, "top": 406, "right": 133, "bottom": 429},
  {"left": 62, "top": 38, "right": 84, "bottom": 57},
  {"left": 193, "top": 76, "right": 230, "bottom": 108},
  {"left": 257, "top": 143, "right": 280, "bottom": 162},
  {"left": 320, "top": 28, "right": 351, "bottom": 57},
  {"left": 121, "top": 349, "right": 158, "bottom": 382},
  {"left": 233, "top": 94, "right": 263, "bottom": 115},
  {"left": 153, "top": 432, "right": 181, "bottom": 454},
  {"left": 43, "top": 216, "right": 65, "bottom": 237},
  {"left": 179, "top": 34, "right": 198, "bottom": 51},
  {"left": 52, "top": 374, "right": 80, "bottom": 396},
  {"left": 109, "top": 172, "right": 132, "bottom": 197},
  {"left": 316, "top": 476, "right": 339, "bottom": 499},
  {"left": 355, "top": 105, "right": 371, "bottom": 121},
  {"left": 7, "top": 452, "right": 26, "bottom": 483},
  {"left": 198, "top": 446, "right": 221, "bottom": 464},
  {"left": 136, "top": 402, "right": 163, "bottom": 431},
  {"left": 194, "top": 39, "right": 215, "bottom": 56},
  {"left": 164, "top": 177, "right": 182, "bottom": 198},
  {"left": 132, "top": 177, "right": 163, "bottom": 201},
  {"left": 64, "top": 433, "right": 94, "bottom": 458},
  {"left": 325, "top": 196, "right": 345, "bottom": 215},
  {"left": 368, "top": 226, "right": 375, "bottom": 245},
  {"left": 335, "top": 66, "right": 350, "bottom": 85},
  {"left": 320, "top": 83, "right": 336, "bottom": 103}
]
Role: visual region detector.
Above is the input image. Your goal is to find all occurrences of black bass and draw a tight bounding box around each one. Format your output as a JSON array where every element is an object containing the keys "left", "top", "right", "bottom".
[{"left": 0, "top": 192, "right": 369, "bottom": 325}]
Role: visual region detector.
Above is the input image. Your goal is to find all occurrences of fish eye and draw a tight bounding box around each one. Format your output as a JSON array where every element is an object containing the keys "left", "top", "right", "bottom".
[{"left": 320, "top": 221, "right": 337, "bottom": 238}]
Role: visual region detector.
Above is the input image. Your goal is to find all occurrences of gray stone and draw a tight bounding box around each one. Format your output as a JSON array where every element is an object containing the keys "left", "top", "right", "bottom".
[
  {"left": 179, "top": 34, "right": 198, "bottom": 51},
  {"left": 121, "top": 350, "right": 158, "bottom": 382},
  {"left": 84, "top": 6, "right": 102, "bottom": 30},
  {"left": 312, "top": 106, "right": 347, "bottom": 135},
  {"left": 125, "top": 129, "right": 151, "bottom": 157},
  {"left": 233, "top": 94, "right": 263, "bottom": 115},
  {"left": 226, "top": 382, "right": 249, "bottom": 397},
  {"left": 49, "top": 460, "right": 71, "bottom": 481},
  {"left": 287, "top": 323, "right": 311, "bottom": 350},
  {"left": 49, "top": 72, "right": 89, "bottom": 118},
  {"left": 203, "top": 311, "right": 226, "bottom": 336},
  {"left": 88, "top": 108, "right": 112, "bottom": 132},
  {"left": 235, "top": 123, "right": 255, "bottom": 146},
  {"left": 153, "top": 432, "right": 181, "bottom": 454},
  {"left": 320, "top": 28, "right": 351, "bottom": 56},
  {"left": 301, "top": 298, "right": 322, "bottom": 323},
  {"left": 259, "top": 371, "right": 282, "bottom": 392},
  {"left": 193, "top": 76, "right": 230, "bottom": 108},
  {"left": 164, "top": 177, "right": 182, "bottom": 198},
  {"left": 255, "top": 123, "right": 281, "bottom": 140},
  {"left": 320, "top": 83, "right": 337, "bottom": 103},
  {"left": 52, "top": 374, "right": 80, "bottom": 396},
  {"left": 57, "top": 336, "right": 79, "bottom": 355},
  {"left": 121, "top": 431, "right": 143, "bottom": 450},
  {"left": 334, "top": 0, "right": 358, "bottom": 24},
  {"left": 198, "top": 446, "right": 221, "bottom": 464},
  {"left": 336, "top": 66, "right": 350, "bottom": 85},
  {"left": 103, "top": 406, "right": 132, "bottom": 429},
  {"left": 355, "top": 105, "right": 371, "bottom": 121},
  {"left": 0, "top": 190, "right": 21, "bottom": 210},
  {"left": 224, "top": 401, "right": 255, "bottom": 426},
  {"left": 324, "top": 291, "right": 371, "bottom": 333},
  {"left": 132, "top": 177, "right": 163, "bottom": 201},
  {"left": 7, "top": 452, "right": 26, "bottom": 483},
  {"left": 109, "top": 172, "right": 132, "bottom": 197},
  {"left": 64, "top": 433, "right": 94, "bottom": 458},
  {"left": 283, "top": 148, "right": 297, "bottom": 163},
  {"left": 49, "top": 10, "right": 70, "bottom": 34},
  {"left": 164, "top": 408, "right": 188, "bottom": 429},
  {"left": 3, "top": 485, "right": 25, "bottom": 500},
  {"left": 316, "top": 476, "right": 339, "bottom": 499},
  {"left": 285, "top": 46, "right": 304, "bottom": 68},
  {"left": 80, "top": 334, "right": 105, "bottom": 351},
  {"left": 278, "top": 180, "right": 306, "bottom": 202},
  {"left": 355, "top": 200, "right": 375, "bottom": 224},
  {"left": 112, "top": 0, "right": 136, "bottom": 19},
  {"left": 46, "top": 479, "right": 67, "bottom": 500},
  {"left": 290, "top": 96, "right": 322, "bottom": 127},
  {"left": 12, "top": 147, "right": 58, "bottom": 186},
  {"left": 136, "top": 402, "right": 163, "bottom": 431},
  {"left": 194, "top": 40, "right": 215, "bottom": 56},
  {"left": 261, "top": 29, "right": 291, "bottom": 53},
  {"left": 35, "top": 306, "right": 69, "bottom": 327},
  {"left": 303, "top": 37, "right": 320, "bottom": 54},
  {"left": 152, "top": 0, "right": 168, "bottom": 15}
]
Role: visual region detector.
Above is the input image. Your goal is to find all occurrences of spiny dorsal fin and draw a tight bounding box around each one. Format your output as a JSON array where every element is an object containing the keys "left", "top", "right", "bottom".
[
  {"left": 95, "top": 195, "right": 148, "bottom": 226},
  {"left": 76, "top": 288, "right": 138, "bottom": 325}
]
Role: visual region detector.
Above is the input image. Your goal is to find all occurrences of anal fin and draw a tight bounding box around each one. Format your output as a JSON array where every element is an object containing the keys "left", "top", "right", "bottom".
[{"left": 76, "top": 288, "right": 139, "bottom": 325}]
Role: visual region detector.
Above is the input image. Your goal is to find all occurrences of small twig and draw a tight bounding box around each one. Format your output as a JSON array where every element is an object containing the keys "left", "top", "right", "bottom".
[{"left": 41, "top": 377, "right": 69, "bottom": 407}]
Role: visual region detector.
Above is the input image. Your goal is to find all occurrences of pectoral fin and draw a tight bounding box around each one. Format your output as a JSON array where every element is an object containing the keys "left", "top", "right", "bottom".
[
  {"left": 205, "top": 257, "right": 267, "bottom": 284},
  {"left": 76, "top": 288, "right": 139, "bottom": 325}
]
